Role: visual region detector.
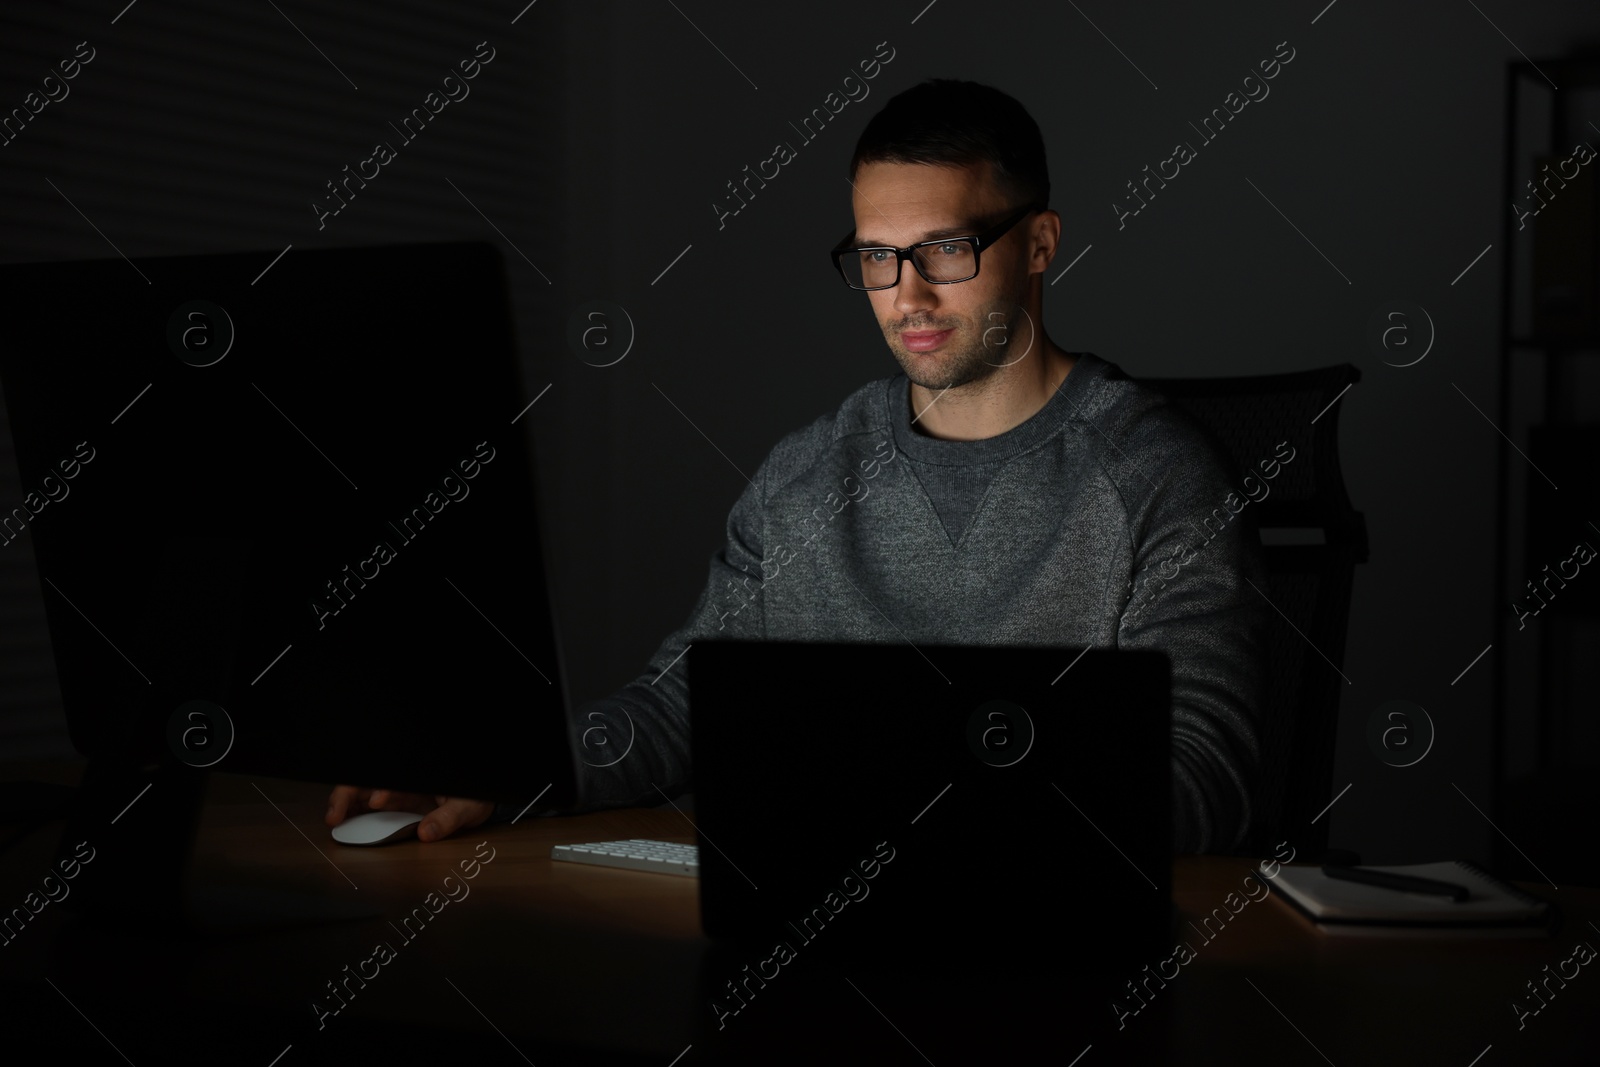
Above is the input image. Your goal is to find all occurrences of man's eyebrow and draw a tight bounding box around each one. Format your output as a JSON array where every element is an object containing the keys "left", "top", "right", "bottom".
[{"left": 846, "top": 220, "right": 981, "bottom": 249}]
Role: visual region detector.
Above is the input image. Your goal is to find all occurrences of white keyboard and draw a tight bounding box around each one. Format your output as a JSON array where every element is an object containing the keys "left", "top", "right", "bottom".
[{"left": 550, "top": 838, "right": 699, "bottom": 877}]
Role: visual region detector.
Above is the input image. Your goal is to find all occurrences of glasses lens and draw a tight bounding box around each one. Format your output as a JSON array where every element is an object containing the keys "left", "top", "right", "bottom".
[
  {"left": 912, "top": 241, "right": 977, "bottom": 283},
  {"left": 839, "top": 248, "right": 898, "bottom": 290}
]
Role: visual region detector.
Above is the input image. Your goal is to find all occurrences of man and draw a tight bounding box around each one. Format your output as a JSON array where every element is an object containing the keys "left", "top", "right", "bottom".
[{"left": 329, "top": 78, "right": 1266, "bottom": 854}]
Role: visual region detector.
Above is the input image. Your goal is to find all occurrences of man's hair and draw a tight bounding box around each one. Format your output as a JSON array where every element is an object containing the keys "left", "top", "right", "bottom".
[{"left": 848, "top": 78, "right": 1050, "bottom": 211}]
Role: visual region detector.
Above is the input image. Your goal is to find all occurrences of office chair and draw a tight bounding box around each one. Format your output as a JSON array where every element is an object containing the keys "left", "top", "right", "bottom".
[{"left": 1142, "top": 364, "right": 1367, "bottom": 860}]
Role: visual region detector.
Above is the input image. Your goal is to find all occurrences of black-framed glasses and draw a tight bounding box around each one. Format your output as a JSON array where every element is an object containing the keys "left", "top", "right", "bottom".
[{"left": 828, "top": 200, "right": 1046, "bottom": 291}]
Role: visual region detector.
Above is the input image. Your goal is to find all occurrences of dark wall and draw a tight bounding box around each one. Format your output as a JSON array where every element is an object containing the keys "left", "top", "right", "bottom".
[{"left": 3, "top": 0, "right": 1599, "bottom": 867}]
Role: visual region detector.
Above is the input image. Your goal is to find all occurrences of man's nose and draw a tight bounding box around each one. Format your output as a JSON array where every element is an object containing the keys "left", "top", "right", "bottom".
[{"left": 892, "top": 260, "right": 940, "bottom": 314}]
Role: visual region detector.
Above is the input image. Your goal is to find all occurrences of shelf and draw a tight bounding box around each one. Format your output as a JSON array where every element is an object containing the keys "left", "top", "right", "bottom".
[
  {"left": 1508, "top": 335, "right": 1600, "bottom": 349},
  {"left": 1509, "top": 56, "right": 1600, "bottom": 88}
]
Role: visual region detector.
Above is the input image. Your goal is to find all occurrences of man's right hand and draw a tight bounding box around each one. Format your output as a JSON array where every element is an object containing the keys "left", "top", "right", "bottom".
[{"left": 325, "top": 784, "right": 493, "bottom": 843}]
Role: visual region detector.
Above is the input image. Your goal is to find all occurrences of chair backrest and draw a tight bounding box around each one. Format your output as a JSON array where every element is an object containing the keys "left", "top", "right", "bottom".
[{"left": 1141, "top": 364, "right": 1367, "bottom": 859}]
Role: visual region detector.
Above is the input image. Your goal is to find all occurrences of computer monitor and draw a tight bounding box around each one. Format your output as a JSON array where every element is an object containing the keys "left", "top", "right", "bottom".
[{"left": 0, "top": 240, "right": 576, "bottom": 927}]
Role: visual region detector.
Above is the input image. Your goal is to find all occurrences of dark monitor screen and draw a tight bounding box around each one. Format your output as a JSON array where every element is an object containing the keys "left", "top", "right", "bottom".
[{"left": 0, "top": 240, "right": 575, "bottom": 812}]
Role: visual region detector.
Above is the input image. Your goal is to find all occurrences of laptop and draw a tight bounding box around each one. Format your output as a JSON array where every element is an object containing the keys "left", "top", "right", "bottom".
[{"left": 688, "top": 640, "right": 1173, "bottom": 980}]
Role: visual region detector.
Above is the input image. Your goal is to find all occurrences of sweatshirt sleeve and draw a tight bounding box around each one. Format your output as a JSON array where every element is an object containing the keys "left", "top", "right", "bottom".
[
  {"left": 526, "top": 455, "right": 774, "bottom": 816},
  {"left": 1113, "top": 422, "right": 1270, "bottom": 855}
]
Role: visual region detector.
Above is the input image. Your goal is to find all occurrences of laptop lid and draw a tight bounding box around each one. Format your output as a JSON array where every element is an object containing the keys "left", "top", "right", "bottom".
[{"left": 689, "top": 640, "right": 1172, "bottom": 976}]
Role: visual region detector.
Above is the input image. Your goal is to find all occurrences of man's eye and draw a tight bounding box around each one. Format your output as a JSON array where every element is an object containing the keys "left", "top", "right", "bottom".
[
  {"left": 865, "top": 250, "right": 890, "bottom": 263},
  {"left": 936, "top": 243, "right": 963, "bottom": 256}
]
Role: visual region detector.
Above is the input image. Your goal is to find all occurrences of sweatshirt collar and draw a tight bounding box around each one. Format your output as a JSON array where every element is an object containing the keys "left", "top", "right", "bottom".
[{"left": 886, "top": 352, "right": 1106, "bottom": 466}]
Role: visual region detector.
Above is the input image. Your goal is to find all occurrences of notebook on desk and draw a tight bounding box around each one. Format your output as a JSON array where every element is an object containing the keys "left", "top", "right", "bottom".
[
  {"left": 1270, "top": 860, "right": 1556, "bottom": 937},
  {"left": 687, "top": 640, "right": 1175, "bottom": 977}
]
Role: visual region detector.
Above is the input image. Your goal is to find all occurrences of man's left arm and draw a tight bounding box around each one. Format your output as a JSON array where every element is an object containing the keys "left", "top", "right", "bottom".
[{"left": 1114, "top": 438, "right": 1270, "bottom": 855}]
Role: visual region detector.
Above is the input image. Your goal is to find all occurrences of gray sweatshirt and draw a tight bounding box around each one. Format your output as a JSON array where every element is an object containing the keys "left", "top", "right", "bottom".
[{"left": 537, "top": 353, "right": 1267, "bottom": 854}]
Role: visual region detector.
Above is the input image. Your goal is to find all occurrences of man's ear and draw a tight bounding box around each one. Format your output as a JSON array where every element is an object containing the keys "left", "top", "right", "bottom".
[{"left": 1031, "top": 209, "right": 1062, "bottom": 274}]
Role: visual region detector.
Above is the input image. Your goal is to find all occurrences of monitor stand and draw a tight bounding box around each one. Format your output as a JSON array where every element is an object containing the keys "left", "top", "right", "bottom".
[{"left": 55, "top": 755, "right": 378, "bottom": 938}]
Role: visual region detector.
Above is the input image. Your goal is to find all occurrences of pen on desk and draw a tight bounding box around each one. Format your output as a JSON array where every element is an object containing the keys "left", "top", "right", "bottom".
[{"left": 1322, "top": 865, "right": 1470, "bottom": 902}]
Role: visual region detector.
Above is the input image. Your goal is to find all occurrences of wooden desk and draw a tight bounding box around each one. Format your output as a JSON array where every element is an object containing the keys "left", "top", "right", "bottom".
[{"left": 1, "top": 767, "right": 1597, "bottom": 1065}]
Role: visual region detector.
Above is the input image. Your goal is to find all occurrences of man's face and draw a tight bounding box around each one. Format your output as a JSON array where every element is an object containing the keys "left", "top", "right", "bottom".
[{"left": 849, "top": 160, "right": 1034, "bottom": 393}]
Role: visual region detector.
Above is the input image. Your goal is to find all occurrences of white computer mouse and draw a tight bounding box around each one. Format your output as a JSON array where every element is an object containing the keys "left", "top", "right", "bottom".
[{"left": 331, "top": 810, "right": 425, "bottom": 846}]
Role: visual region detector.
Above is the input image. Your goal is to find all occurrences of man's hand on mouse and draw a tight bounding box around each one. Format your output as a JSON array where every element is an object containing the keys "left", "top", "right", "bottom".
[{"left": 325, "top": 785, "right": 492, "bottom": 843}]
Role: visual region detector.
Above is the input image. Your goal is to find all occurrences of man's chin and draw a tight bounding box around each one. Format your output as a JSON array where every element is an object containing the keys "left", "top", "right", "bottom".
[{"left": 894, "top": 350, "right": 991, "bottom": 392}]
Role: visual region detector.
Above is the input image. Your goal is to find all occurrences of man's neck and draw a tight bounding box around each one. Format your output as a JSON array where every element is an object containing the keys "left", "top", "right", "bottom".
[{"left": 909, "top": 342, "right": 1077, "bottom": 442}]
